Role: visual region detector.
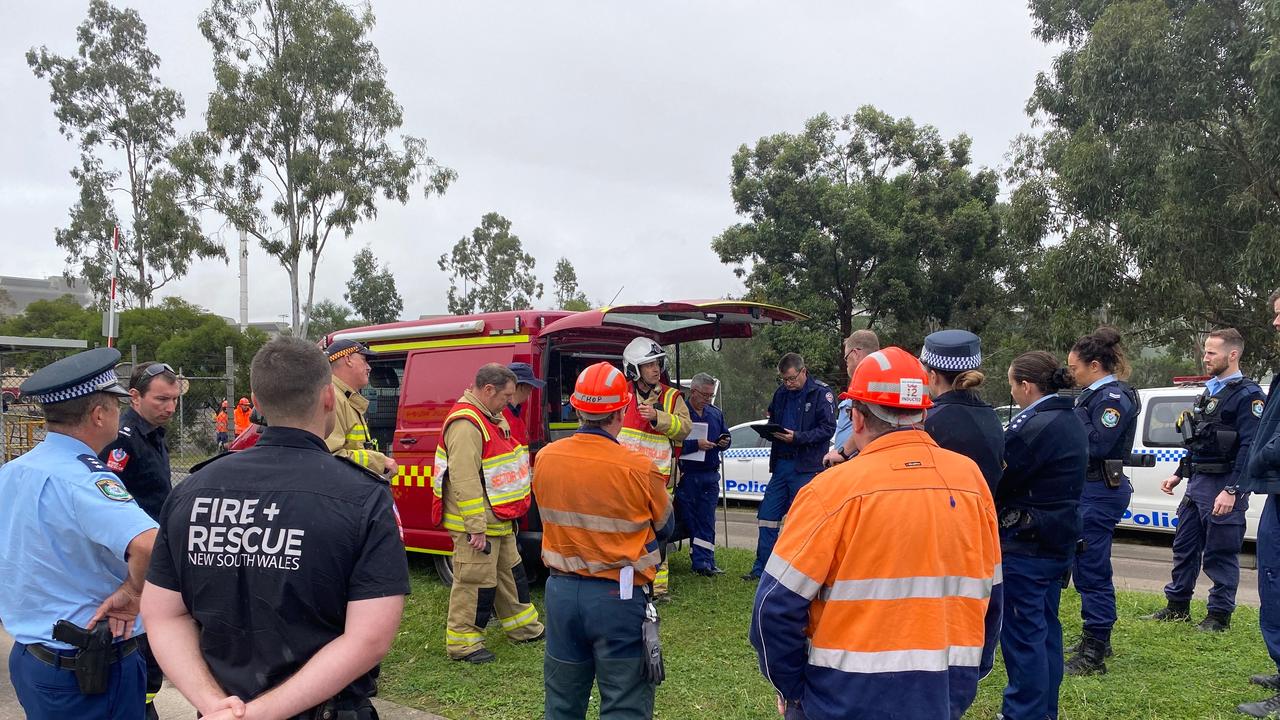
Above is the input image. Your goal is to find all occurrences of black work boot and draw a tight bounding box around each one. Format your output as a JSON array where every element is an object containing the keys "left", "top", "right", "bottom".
[
  {"left": 1142, "top": 601, "right": 1192, "bottom": 623},
  {"left": 1065, "top": 635, "right": 1113, "bottom": 658},
  {"left": 1065, "top": 634, "right": 1108, "bottom": 676},
  {"left": 1238, "top": 693, "right": 1280, "bottom": 718},
  {"left": 1251, "top": 673, "right": 1280, "bottom": 691},
  {"left": 1197, "top": 612, "right": 1231, "bottom": 633}
]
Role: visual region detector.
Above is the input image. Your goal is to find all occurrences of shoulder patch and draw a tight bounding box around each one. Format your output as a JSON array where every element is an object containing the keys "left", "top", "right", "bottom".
[
  {"left": 1254, "top": 399, "right": 1265, "bottom": 419},
  {"left": 94, "top": 477, "right": 133, "bottom": 502},
  {"left": 825, "top": 391, "right": 834, "bottom": 404},
  {"left": 1107, "top": 392, "right": 1122, "bottom": 399},
  {"left": 105, "top": 448, "right": 130, "bottom": 472},
  {"left": 1100, "top": 407, "right": 1121, "bottom": 428},
  {"left": 77, "top": 454, "right": 111, "bottom": 474}
]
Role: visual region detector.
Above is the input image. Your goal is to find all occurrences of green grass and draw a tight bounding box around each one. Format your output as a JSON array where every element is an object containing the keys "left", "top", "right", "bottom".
[{"left": 379, "top": 548, "right": 1275, "bottom": 719}]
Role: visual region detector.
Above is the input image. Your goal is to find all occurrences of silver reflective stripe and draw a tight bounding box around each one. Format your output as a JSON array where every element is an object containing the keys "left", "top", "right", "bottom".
[
  {"left": 992, "top": 563, "right": 1003, "bottom": 586},
  {"left": 692, "top": 537, "right": 715, "bottom": 550},
  {"left": 822, "top": 574, "right": 996, "bottom": 602},
  {"left": 866, "top": 381, "right": 901, "bottom": 394},
  {"left": 542, "top": 548, "right": 662, "bottom": 574},
  {"left": 540, "top": 507, "right": 650, "bottom": 533},
  {"left": 808, "top": 644, "right": 984, "bottom": 674},
  {"left": 758, "top": 519, "right": 780, "bottom": 529},
  {"left": 573, "top": 391, "right": 623, "bottom": 404},
  {"left": 764, "top": 554, "right": 823, "bottom": 600},
  {"left": 866, "top": 351, "right": 892, "bottom": 371}
]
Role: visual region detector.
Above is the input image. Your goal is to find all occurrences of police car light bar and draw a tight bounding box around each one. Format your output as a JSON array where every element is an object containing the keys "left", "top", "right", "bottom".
[
  {"left": 330, "top": 320, "right": 486, "bottom": 345},
  {"left": 1171, "top": 375, "right": 1210, "bottom": 386}
]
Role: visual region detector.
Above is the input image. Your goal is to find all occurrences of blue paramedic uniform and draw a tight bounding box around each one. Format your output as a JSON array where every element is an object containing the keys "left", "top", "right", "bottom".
[
  {"left": 0, "top": 348, "right": 158, "bottom": 720},
  {"left": 997, "top": 394, "right": 1088, "bottom": 720},
  {"left": 748, "top": 375, "right": 836, "bottom": 578},
  {"left": 678, "top": 402, "right": 730, "bottom": 573},
  {"left": 1072, "top": 375, "right": 1140, "bottom": 648},
  {"left": 1164, "top": 373, "right": 1264, "bottom": 620}
]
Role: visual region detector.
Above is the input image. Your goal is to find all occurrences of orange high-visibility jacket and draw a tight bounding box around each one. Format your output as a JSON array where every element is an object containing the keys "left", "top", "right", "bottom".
[
  {"left": 749, "top": 429, "right": 1003, "bottom": 720},
  {"left": 233, "top": 405, "right": 252, "bottom": 435},
  {"left": 533, "top": 428, "right": 671, "bottom": 585}
]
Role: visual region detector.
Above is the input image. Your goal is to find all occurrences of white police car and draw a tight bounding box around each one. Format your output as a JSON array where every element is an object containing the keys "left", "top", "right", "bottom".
[{"left": 721, "top": 421, "right": 773, "bottom": 501}]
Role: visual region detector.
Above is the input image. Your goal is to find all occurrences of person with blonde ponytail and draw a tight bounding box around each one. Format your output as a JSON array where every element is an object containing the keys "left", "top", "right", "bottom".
[{"left": 920, "top": 330, "right": 1005, "bottom": 493}]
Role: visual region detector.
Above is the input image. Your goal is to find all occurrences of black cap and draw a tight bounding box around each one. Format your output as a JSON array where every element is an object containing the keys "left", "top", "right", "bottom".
[
  {"left": 20, "top": 347, "right": 131, "bottom": 404},
  {"left": 325, "top": 339, "right": 375, "bottom": 362},
  {"left": 920, "top": 329, "right": 983, "bottom": 372},
  {"left": 507, "top": 362, "right": 545, "bottom": 389}
]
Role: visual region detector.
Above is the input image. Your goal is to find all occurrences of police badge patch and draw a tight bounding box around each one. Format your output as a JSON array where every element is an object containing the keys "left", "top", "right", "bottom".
[
  {"left": 1205, "top": 399, "right": 1220, "bottom": 415},
  {"left": 105, "top": 448, "right": 129, "bottom": 472},
  {"left": 95, "top": 477, "right": 133, "bottom": 502},
  {"left": 1100, "top": 408, "right": 1121, "bottom": 428},
  {"left": 1255, "top": 399, "right": 1266, "bottom": 419}
]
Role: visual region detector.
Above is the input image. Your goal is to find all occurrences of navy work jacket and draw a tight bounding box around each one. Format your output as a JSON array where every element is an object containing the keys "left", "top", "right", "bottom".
[
  {"left": 924, "top": 390, "right": 1005, "bottom": 495},
  {"left": 766, "top": 377, "right": 836, "bottom": 474}
]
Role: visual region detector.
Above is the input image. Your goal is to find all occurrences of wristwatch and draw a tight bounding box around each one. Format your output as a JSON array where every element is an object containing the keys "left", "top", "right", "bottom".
[
  {"left": 1225, "top": 486, "right": 1239, "bottom": 496},
  {"left": 836, "top": 446, "right": 850, "bottom": 460}
]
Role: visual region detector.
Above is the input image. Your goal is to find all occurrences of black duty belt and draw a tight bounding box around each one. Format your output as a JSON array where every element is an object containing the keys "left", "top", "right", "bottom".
[
  {"left": 1188, "top": 461, "right": 1232, "bottom": 475},
  {"left": 23, "top": 639, "right": 137, "bottom": 670}
]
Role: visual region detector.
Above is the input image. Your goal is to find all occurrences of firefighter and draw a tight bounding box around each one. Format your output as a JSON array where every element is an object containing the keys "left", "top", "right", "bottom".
[
  {"left": 323, "top": 339, "right": 397, "bottom": 478},
  {"left": 619, "top": 336, "right": 691, "bottom": 598},
  {"left": 432, "top": 363, "right": 543, "bottom": 663},
  {"left": 214, "top": 400, "right": 229, "bottom": 449},
  {"left": 232, "top": 397, "right": 253, "bottom": 436},
  {"left": 534, "top": 361, "right": 673, "bottom": 719},
  {"left": 750, "top": 347, "right": 1002, "bottom": 719},
  {"left": 505, "top": 362, "right": 545, "bottom": 446}
]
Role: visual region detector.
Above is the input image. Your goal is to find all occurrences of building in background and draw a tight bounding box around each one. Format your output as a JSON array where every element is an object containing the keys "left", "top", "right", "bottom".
[{"left": 0, "top": 276, "right": 93, "bottom": 317}]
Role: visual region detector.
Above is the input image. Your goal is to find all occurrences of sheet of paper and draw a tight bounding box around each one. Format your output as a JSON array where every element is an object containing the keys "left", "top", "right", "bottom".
[
  {"left": 620, "top": 566, "right": 634, "bottom": 599},
  {"left": 682, "top": 422, "right": 710, "bottom": 462}
]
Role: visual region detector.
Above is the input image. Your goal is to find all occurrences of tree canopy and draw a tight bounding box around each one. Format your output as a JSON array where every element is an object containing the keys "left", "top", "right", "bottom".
[
  {"left": 552, "top": 257, "right": 590, "bottom": 311},
  {"left": 439, "top": 213, "right": 544, "bottom": 315},
  {"left": 345, "top": 246, "right": 403, "bottom": 325}
]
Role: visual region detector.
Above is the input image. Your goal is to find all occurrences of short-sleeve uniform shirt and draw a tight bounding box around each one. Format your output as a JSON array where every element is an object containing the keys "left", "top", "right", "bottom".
[
  {"left": 0, "top": 432, "right": 158, "bottom": 647},
  {"left": 147, "top": 426, "right": 410, "bottom": 701}
]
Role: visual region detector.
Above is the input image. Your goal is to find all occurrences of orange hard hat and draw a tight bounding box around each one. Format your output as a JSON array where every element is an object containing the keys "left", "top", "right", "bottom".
[
  {"left": 570, "top": 362, "right": 632, "bottom": 417},
  {"left": 841, "top": 347, "right": 933, "bottom": 411},
  {"left": 238, "top": 397, "right": 250, "bottom": 405}
]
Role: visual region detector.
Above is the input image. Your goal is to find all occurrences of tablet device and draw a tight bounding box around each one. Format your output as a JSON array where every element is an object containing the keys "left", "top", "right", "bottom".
[{"left": 750, "top": 423, "right": 787, "bottom": 439}]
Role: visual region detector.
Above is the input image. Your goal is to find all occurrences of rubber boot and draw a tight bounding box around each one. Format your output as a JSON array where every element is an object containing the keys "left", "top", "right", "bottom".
[{"left": 1065, "top": 634, "right": 1108, "bottom": 676}]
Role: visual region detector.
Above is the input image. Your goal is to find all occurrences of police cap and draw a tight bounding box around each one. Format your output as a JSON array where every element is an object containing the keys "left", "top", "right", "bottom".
[
  {"left": 920, "top": 329, "right": 983, "bottom": 373},
  {"left": 20, "top": 347, "right": 131, "bottom": 404},
  {"left": 507, "top": 362, "right": 545, "bottom": 389},
  {"left": 325, "top": 339, "right": 375, "bottom": 363}
]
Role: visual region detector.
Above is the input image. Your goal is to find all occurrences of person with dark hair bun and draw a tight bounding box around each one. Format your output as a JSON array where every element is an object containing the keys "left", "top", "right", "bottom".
[
  {"left": 919, "top": 330, "right": 1005, "bottom": 494},
  {"left": 1064, "top": 327, "right": 1140, "bottom": 676},
  {"left": 996, "top": 351, "right": 1088, "bottom": 720}
]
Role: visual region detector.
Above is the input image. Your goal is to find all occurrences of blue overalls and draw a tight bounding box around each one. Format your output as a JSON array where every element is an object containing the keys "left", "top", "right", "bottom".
[
  {"left": 1165, "top": 374, "right": 1263, "bottom": 618},
  {"left": 997, "top": 394, "right": 1088, "bottom": 720},
  {"left": 1073, "top": 376, "right": 1139, "bottom": 644},
  {"left": 678, "top": 403, "right": 730, "bottom": 572},
  {"left": 1240, "top": 374, "right": 1280, "bottom": 672}
]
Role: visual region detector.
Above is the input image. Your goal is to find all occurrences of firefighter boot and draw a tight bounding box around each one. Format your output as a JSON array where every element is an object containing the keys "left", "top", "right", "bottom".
[
  {"left": 1197, "top": 612, "right": 1231, "bottom": 633},
  {"left": 1065, "top": 634, "right": 1108, "bottom": 676},
  {"left": 1141, "top": 600, "right": 1192, "bottom": 623}
]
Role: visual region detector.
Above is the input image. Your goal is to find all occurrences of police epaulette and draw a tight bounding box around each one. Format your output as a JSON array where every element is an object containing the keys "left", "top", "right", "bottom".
[
  {"left": 189, "top": 451, "right": 234, "bottom": 474},
  {"left": 335, "top": 454, "right": 390, "bottom": 484},
  {"left": 77, "top": 454, "right": 111, "bottom": 474}
]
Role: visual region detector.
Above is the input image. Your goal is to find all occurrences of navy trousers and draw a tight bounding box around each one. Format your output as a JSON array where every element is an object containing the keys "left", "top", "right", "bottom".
[
  {"left": 543, "top": 574, "right": 652, "bottom": 720},
  {"left": 1165, "top": 473, "right": 1248, "bottom": 615},
  {"left": 676, "top": 469, "right": 721, "bottom": 571},
  {"left": 1259, "top": 495, "right": 1280, "bottom": 672},
  {"left": 9, "top": 641, "right": 146, "bottom": 720},
  {"left": 1074, "top": 479, "right": 1132, "bottom": 642},
  {"left": 1001, "top": 552, "right": 1071, "bottom": 720},
  {"left": 751, "top": 459, "right": 815, "bottom": 576}
]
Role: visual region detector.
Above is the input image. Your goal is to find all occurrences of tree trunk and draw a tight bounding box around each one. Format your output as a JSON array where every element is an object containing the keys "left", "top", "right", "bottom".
[{"left": 301, "top": 247, "right": 322, "bottom": 341}]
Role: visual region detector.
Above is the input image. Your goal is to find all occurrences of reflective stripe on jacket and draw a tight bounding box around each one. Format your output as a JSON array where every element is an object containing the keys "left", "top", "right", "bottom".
[
  {"left": 749, "top": 429, "right": 1003, "bottom": 720},
  {"left": 618, "top": 383, "right": 690, "bottom": 478},
  {"left": 534, "top": 429, "right": 672, "bottom": 585},
  {"left": 432, "top": 396, "right": 532, "bottom": 530},
  {"left": 324, "top": 375, "right": 390, "bottom": 475}
]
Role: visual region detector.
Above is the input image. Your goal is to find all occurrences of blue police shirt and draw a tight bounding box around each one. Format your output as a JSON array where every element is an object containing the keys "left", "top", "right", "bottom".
[
  {"left": 1207, "top": 370, "right": 1243, "bottom": 397},
  {"left": 0, "top": 432, "right": 157, "bottom": 647},
  {"left": 679, "top": 403, "right": 730, "bottom": 473},
  {"left": 833, "top": 398, "right": 853, "bottom": 450}
]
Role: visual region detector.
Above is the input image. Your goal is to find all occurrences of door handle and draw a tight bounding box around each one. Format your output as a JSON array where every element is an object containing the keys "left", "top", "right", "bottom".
[{"left": 399, "top": 437, "right": 418, "bottom": 446}]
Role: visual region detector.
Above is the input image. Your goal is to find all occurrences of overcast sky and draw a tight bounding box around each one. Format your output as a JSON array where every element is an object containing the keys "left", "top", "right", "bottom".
[{"left": 0, "top": 1, "right": 1058, "bottom": 323}]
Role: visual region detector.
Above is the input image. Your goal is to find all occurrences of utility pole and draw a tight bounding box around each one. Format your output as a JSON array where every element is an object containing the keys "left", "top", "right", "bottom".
[
  {"left": 225, "top": 346, "right": 236, "bottom": 407},
  {"left": 239, "top": 228, "right": 249, "bottom": 332}
]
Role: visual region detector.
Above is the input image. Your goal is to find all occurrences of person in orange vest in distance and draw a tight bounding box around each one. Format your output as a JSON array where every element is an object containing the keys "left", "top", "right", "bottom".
[
  {"left": 750, "top": 347, "right": 1003, "bottom": 720},
  {"left": 535, "top": 362, "right": 674, "bottom": 719},
  {"left": 432, "top": 363, "right": 544, "bottom": 664},
  {"left": 233, "top": 396, "right": 253, "bottom": 436},
  {"left": 214, "top": 400, "right": 229, "bottom": 449},
  {"left": 619, "top": 337, "right": 691, "bottom": 599}
]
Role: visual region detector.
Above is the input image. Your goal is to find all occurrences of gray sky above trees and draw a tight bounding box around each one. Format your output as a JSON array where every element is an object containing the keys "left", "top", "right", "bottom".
[{"left": 0, "top": 1, "right": 1057, "bottom": 322}]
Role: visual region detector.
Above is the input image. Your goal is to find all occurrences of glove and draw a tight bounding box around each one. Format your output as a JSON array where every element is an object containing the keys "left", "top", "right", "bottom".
[{"left": 641, "top": 602, "right": 665, "bottom": 685}]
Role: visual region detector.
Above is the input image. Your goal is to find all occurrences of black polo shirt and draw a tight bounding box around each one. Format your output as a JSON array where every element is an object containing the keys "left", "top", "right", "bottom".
[
  {"left": 146, "top": 426, "right": 410, "bottom": 702},
  {"left": 100, "top": 407, "right": 171, "bottom": 521}
]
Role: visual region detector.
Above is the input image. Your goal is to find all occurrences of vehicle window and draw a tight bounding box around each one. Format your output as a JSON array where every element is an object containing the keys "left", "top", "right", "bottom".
[
  {"left": 399, "top": 346, "right": 516, "bottom": 430},
  {"left": 1144, "top": 396, "right": 1194, "bottom": 448},
  {"left": 731, "top": 425, "right": 764, "bottom": 449}
]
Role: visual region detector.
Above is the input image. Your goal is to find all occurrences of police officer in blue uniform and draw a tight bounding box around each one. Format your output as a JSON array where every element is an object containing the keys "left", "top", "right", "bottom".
[
  {"left": 1237, "top": 290, "right": 1280, "bottom": 719},
  {"left": 1145, "top": 329, "right": 1264, "bottom": 633},
  {"left": 920, "top": 329, "right": 1005, "bottom": 494},
  {"left": 100, "top": 361, "right": 181, "bottom": 719},
  {"left": 997, "top": 351, "right": 1088, "bottom": 720},
  {"left": 744, "top": 353, "right": 836, "bottom": 581},
  {"left": 1064, "top": 327, "right": 1140, "bottom": 676},
  {"left": 678, "top": 372, "right": 731, "bottom": 576},
  {"left": 0, "top": 347, "right": 159, "bottom": 720},
  {"left": 140, "top": 337, "right": 409, "bottom": 720}
]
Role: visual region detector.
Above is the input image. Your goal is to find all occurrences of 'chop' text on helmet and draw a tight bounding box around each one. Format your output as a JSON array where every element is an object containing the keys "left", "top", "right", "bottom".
[
  {"left": 622, "top": 337, "right": 667, "bottom": 381},
  {"left": 570, "top": 362, "right": 633, "bottom": 419}
]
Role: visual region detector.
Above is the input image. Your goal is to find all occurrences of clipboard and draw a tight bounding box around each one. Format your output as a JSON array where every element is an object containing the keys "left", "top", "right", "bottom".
[{"left": 750, "top": 422, "right": 787, "bottom": 439}]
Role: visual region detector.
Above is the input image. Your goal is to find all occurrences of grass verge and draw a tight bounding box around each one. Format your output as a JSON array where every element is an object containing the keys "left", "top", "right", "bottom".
[{"left": 378, "top": 548, "right": 1274, "bottom": 719}]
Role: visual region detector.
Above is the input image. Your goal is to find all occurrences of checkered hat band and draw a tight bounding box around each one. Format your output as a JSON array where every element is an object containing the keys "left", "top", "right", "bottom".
[
  {"left": 920, "top": 350, "right": 982, "bottom": 372},
  {"left": 34, "top": 369, "right": 119, "bottom": 404},
  {"left": 328, "top": 346, "right": 359, "bottom": 362}
]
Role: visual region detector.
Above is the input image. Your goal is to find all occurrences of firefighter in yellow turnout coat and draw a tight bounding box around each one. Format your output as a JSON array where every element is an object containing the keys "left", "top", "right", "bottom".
[
  {"left": 324, "top": 340, "right": 396, "bottom": 477},
  {"left": 433, "top": 364, "right": 543, "bottom": 663},
  {"left": 620, "top": 337, "right": 692, "bottom": 597}
]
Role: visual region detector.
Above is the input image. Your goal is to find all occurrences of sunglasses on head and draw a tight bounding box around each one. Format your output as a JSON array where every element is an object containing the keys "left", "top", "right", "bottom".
[{"left": 141, "top": 362, "right": 175, "bottom": 378}]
